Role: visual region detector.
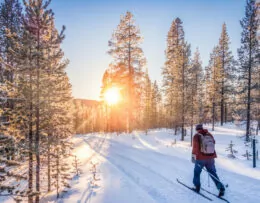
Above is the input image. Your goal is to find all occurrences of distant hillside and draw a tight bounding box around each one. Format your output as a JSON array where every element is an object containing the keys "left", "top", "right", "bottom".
[{"left": 73, "top": 99, "right": 100, "bottom": 107}]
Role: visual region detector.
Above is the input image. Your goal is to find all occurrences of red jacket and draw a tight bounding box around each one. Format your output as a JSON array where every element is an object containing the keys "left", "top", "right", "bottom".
[{"left": 192, "top": 129, "right": 217, "bottom": 160}]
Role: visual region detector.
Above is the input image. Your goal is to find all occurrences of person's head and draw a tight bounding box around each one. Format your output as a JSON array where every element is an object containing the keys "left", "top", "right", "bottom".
[{"left": 195, "top": 124, "right": 203, "bottom": 131}]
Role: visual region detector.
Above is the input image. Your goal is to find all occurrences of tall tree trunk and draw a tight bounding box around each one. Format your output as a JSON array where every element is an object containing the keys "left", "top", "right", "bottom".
[
  {"left": 47, "top": 135, "right": 51, "bottom": 192},
  {"left": 221, "top": 43, "right": 225, "bottom": 126},
  {"left": 246, "top": 64, "right": 251, "bottom": 141},
  {"left": 181, "top": 54, "right": 185, "bottom": 141},
  {"left": 35, "top": 26, "right": 40, "bottom": 203},
  {"left": 127, "top": 19, "right": 132, "bottom": 134},
  {"left": 212, "top": 102, "right": 215, "bottom": 131},
  {"left": 257, "top": 120, "right": 260, "bottom": 136},
  {"left": 28, "top": 48, "right": 33, "bottom": 203},
  {"left": 246, "top": 29, "right": 252, "bottom": 141},
  {"left": 56, "top": 150, "right": 60, "bottom": 198},
  {"left": 106, "top": 104, "right": 108, "bottom": 132},
  {"left": 225, "top": 103, "right": 228, "bottom": 123},
  {"left": 221, "top": 79, "right": 224, "bottom": 126},
  {"left": 212, "top": 55, "right": 216, "bottom": 131},
  {"left": 191, "top": 92, "right": 194, "bottom": 146},
  {"left": 28, "top": 106, "right": 33, "bottom": 203}
]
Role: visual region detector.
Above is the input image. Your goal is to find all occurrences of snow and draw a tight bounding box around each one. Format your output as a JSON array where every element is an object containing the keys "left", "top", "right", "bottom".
[{"left": 2, "top": 124, "right": 260, "bottom": 203}]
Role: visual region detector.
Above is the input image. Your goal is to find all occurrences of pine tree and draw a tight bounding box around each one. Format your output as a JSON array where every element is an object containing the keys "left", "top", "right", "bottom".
[
  {"left": 253, "top": 0, "right": 260, "bottom": 135},
  {"left": 108, "top": 11, "right": 146, "bottom": 133},
  {"left": 238, "top": 0, "right": 259, "bottom": 141},
  {"left": 0, "top": 0, "right": 22, "bottom": 83},
  {"left": 21, "top": 1, "right": 55, "bottom": 201},
  {"left": 0, "top": 0, "right": 72, "bottom": 201},
  {"left": 162, "top": 18, "right": 191, "bottom": 140},
  {"left": 143, "top": 69, "right": 152, "bottom": 133},
  {"left": 205, "top": 46, "right": 222, "bottom": 131},
  {"left": 0, "top": 0, "right": 23, "bottom": 160},
  {"left": 39, "top": 19, "right": 73, "bottom": 193},
  {"left": 100, "top": 63, "right": 128, "bottom": 132},
  {"left": 151, "top": 81, "right": 161, "bottom": 128},
  {"left": 51, "top": 140, "right": 72, "bottom": 198},
  {"left": 217, "top": 23, "right": 236, "bottom": 126},
  {"left": 187, "top": 48, "right": 204, "bottom": 139},
  {"left": 0, "top": 0, "right": 35, "bottom": 201}
]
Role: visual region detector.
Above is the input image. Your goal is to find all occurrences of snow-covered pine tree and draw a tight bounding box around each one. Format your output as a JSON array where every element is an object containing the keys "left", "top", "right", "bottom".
[
  {"left": 162, "top": 18, "right": 191, "bottom": 140},
  {"left": 108, "top": 11, "right": 146, "bottom": 133},
  {"left": 238, "top": 0, "right": 259, "bottom": 141},
  {"left": 217, "top": 23, "right": 236, "bottom": 125}
]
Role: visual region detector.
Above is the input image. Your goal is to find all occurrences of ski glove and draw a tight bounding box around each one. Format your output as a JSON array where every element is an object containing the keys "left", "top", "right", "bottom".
[{"left": 191, "top": 154, "right": 196, "bottom": 164}]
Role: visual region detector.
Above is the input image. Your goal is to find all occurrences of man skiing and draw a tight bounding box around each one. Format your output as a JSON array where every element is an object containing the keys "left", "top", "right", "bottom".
[{"left": 192, "top": 124, "right": 225, "bottom": 197}]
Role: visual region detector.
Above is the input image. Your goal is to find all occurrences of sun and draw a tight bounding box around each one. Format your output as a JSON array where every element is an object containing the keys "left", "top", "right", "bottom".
[{"left": 104, "top": 87, "right": 121, "bottom": 105}]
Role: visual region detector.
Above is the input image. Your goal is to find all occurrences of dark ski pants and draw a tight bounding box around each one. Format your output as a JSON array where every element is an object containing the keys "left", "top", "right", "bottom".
[{"left": 193, "top": 159, "right": 225, "bottom": 190}]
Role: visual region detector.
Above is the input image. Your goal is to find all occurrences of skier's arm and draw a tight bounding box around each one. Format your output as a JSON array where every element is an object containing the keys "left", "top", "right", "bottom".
[{"left": 192, "top": 135, "right": 199, "bottom": 160}]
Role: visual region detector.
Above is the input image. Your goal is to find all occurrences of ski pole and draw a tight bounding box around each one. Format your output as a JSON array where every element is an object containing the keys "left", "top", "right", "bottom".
[
  {"left": 208, "top": 173, "right": 210, "bottom": 187},
  {"left": 202, "top": 168, "right": 228, "bottom": 188}
]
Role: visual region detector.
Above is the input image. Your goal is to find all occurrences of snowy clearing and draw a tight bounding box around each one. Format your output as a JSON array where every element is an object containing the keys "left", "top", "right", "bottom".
[{"left": 2, "top": 124, "right": 260, "bottom": 203}]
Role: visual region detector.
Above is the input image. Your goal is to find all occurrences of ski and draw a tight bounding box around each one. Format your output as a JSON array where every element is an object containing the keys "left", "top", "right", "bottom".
[
  {"left": 176, "top": 179, "right": 213, "bottom": 201},
  {"left": 201, "top": 188, "right": 230, "bottom": 203}
]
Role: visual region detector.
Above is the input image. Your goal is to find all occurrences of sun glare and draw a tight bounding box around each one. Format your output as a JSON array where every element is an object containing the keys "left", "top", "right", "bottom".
[{"left": 104, "top": 87, "right": 121, "bottom": 105}]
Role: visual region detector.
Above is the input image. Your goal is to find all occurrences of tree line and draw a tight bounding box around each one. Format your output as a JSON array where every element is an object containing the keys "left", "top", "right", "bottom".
[{"left": 99, "top": 0, "right": 259, "bottom": 142}]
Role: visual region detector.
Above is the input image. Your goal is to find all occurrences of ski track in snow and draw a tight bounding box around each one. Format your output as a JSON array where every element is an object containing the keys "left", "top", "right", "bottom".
[
  {"left": 81, "top": 133, "right": 260, "bottom": 203},
  {"left": 75, "top": 136, "right": 106, "bottom": 203},
  {"left": 106, "top": 138, "right": 260, "bottom": 202},
  {"left": 83, "top": 136, "right": 216, "bottom": 203},
  {"left": 84, "top": 137, "right": 174, "bottom": 203},
  {"left": 82, "top": 136, "right": 161, "bottom": 203}
]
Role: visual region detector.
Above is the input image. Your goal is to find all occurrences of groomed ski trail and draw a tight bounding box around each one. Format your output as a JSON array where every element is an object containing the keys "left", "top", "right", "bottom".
[{"left": 82, "top": 136, "right": 223, "bottom": 203}]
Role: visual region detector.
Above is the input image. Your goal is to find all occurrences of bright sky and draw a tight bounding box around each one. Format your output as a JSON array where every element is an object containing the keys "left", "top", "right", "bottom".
[{"left": 50, "top": 0, "right": 246, "bottom": 100}]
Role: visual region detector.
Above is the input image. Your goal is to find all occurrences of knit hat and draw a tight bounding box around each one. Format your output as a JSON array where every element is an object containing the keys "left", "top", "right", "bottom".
[{"left": 196, "top": 124, "right": 203, "bottom": 131}]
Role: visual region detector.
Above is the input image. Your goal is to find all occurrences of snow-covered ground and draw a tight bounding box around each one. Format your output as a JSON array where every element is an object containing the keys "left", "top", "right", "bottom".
[{"left": 2, "top": 123, "right": 260, "bottom": 203}]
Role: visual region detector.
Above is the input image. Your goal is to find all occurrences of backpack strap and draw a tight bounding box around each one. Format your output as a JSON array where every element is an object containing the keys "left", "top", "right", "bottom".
[
  {"left": 197, "top": 133, "right": 204, "bottom": 142},
  {"left": 197, "top": 133, "right": 203, "bottom": 151}
]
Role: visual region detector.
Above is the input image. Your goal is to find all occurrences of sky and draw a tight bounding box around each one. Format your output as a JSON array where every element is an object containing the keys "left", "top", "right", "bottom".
[{"left": 49, "top": 0, "right": 246, "bottom": 100}]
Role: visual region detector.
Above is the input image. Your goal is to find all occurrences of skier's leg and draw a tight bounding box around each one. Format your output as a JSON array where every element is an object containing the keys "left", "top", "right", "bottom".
[
  {"left": 205, "top": 159, "right": 225, "bottom": 190},
  {"left": 193, "top": 160, "right": 204, "bottom": 188}
]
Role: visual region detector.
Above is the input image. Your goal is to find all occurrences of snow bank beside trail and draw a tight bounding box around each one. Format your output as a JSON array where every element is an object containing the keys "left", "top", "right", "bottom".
[{"left": 101, "top": 124, "right": 260, "bottom": 180}]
